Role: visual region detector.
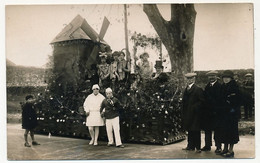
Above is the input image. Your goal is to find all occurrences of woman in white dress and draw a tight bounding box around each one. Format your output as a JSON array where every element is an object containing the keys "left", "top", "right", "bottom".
[{"left": 83, "top": 84, "right": 105, "bottom": 145}]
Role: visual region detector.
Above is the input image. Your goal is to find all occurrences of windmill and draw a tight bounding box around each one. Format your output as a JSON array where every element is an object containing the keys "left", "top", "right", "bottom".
[
  {"left": 50, "top": 15, "right": 110, "bottom": 70},
  {"left": 82, "top": 17, "right": 110, "bottom": 70}
]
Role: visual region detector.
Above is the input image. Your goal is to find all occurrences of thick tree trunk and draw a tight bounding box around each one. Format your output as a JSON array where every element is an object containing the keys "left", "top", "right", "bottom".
[{"left": 143, "top": 4, "right": 196, "bottom": 76}]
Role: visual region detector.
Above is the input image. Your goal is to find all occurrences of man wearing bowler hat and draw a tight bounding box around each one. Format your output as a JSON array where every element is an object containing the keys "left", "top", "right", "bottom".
[
  {"left": 201, "top": 70, "right": 222, "bottom": 153},
  {"left": 181, "top": 72, "right": 205, "bottom": 153}
]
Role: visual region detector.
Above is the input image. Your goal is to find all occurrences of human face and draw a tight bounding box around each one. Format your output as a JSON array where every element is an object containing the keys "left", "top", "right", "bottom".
[
  {"left": 142, "top": 56, "right": 148, "bottom": 61},
  {"left": 223, "top": 77, "right": 232, "bottom": 84},
  {"left": 208, "top": 75, "right": 217, "bottom": 83},
  {"left": 233, "top": 75, "right": 239, "bottom": 81},
  {"left": 113, "top": 55, "right": 118, "bottom": 61},
  {"left": 186, "top": 77, "right": 196, "bottom": 85},
  {"left": 93, "top": 88, "right": 99, "bottom": 95},
  {"left": 27, "top": 98, "right": 35, "bottom": 104},
  {"left": 101, "top": 57, "right": 106, "bottom": 64},
  {"left": 119, "top": 54, "right": 124, "bottom": 60},
  {"left": 246, "top": 76, "right": 252, "bottom": 81},
  {"left": 106, "top": 92, "right": 113, "bottom": 99}
]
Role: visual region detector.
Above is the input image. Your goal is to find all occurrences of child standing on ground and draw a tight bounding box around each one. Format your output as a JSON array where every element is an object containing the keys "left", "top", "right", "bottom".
[{"left": 22, "top": 95, "right": 40, "bottom": 147}]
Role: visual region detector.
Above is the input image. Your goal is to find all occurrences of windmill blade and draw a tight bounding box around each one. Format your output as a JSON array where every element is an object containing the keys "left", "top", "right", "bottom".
[
  {"left": 99, "top": 17, "right": 110, "bottom": 40},
  {"left": 85, "top": 17, "right": 110, "bottom": 69},
  {"left": 81, "top": 19, "right": 99, "bottom": 42},
  {"left": 86, "top": 45, "right": 99, "bottom": 69}
]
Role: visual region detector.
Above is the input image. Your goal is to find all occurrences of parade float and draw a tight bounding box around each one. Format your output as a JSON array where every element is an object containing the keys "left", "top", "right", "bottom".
[{"left": 35, "top": 14, "right": 186, "bottom": 145}]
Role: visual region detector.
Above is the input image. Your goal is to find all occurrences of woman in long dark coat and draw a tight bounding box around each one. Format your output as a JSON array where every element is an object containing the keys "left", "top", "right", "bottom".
[{"left": 219, "top": 70, "right": 240, "bottom": 157}]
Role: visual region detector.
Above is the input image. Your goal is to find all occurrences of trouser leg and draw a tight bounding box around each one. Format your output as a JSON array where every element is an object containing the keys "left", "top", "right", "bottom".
[
  {"left": 106, "top": 119, "right": 114, "bottom": 145},
  {"left": 187, "top": 131, "right": 194, "bottom": 149},
  {"left": 205, "top": 130, "right": 212, "bottom": 147},
  {"left": 214, "top": 129, "right": 222, "bottom": 149},
  {"left": 248, "top": 104, "right": 252, "bottom": 118},
  {"left": 244, "top": 105, "right": 248, "bottom": 119},
  {"left": 112, "top": 116, "right": 122, "bottom": 146},
  {"left": 194, "top": 130, "right": 201, "bottom": 150}
]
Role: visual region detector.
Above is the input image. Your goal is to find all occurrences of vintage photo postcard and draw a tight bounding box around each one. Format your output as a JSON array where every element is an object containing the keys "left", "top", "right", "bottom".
[{"left": 3, "top": 0, "right": 258, "bottom": 162}]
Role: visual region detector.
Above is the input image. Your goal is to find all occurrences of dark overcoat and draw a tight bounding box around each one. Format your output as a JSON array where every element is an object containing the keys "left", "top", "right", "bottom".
[
  {"left": 182, "top": 84, "right": 205, "bottom": 131},
  {"left": 219, "top": 80, "right": 240, "bottom": 144},
  {"left": 201, "top": 81, "right": 222, "bottom": 130},
  {"left": 22, "top": 103, "right": 38, "bottom": 130},
  {"left": 242, "top": 80, "right": 254, "bottom": 106}
]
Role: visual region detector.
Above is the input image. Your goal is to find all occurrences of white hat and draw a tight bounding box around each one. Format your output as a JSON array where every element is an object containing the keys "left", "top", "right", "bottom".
[
  {"left": 206, "top": 70, "right": 218, "bottom": 76},
  {"left": 105, "top": 88, "right": 113, "bottom": 93},
  {"left": 92, "top": 84, "right": 100, "bottom": 90},
  {"left": 184, "top": 72, "right": 197, "bottom": 78},
  {"left": 245, "top": 73, "right": 253, "bottom": 77}
]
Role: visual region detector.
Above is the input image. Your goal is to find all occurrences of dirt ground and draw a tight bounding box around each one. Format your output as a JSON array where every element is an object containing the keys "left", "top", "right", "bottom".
[{"left": 6, "top": 123, "right": 255, "bottom": 160}]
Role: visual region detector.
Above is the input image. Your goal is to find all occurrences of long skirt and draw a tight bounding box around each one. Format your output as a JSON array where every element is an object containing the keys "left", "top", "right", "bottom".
[{"left": 219, "top": 113, "right": 239, "bottom": 144}]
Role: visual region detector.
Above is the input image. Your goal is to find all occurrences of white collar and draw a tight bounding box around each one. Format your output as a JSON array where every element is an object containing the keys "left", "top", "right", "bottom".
[
  {"left": 210, "top": 80, "right": 217, "bottom": 86},
  {"left": 188, "top": 83, "right": 194, "bottom": 89}
]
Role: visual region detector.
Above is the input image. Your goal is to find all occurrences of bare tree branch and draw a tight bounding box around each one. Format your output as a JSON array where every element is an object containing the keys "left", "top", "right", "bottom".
[{"left": 143, "top": 4, "right": 170, "bottom": 45}]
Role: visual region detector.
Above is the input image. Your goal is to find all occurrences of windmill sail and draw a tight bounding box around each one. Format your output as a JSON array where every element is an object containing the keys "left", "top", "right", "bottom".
[{"left": 85, "top": 17, "right": 110, "bottom": 69}]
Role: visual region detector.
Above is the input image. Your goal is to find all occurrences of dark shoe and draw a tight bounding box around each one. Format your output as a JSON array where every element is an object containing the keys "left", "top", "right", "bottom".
[
  {"left": 24, "top": 142, "right": 31, "bottom": 147},
  {"left": 201, "top": 146, "right": 211, "bottom": 151},
  {"left": 107, "top": 144, "right": 114, "bottom": 147},
  {"left": 196, "top": 149, "right": 202, "bottom": 153},
  {"left": 182, "top": 147, "right": 195, "bottom": 151},
  {"left": 116, "top": 145, "right": 125, "bottom": 148},
  {"left": 32, "top": 141, "right": 40, "bottom": 145},
  {"left": 223, "top": 151, "right": 234, "bottom": 157},
  {"left": 215, "top": 148, "right": 222, "bottom": 154},
  {"left": 218, "top": 150, "right": 228, "bottom": 155}
]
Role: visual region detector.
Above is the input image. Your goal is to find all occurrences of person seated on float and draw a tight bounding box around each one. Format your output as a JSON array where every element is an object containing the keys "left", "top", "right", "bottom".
[
  {"left": 151, "top": 60, "right": 169, "bottom": 83},
  {"left": 137, "top": 52, "right": 153, "bottom": 80}
]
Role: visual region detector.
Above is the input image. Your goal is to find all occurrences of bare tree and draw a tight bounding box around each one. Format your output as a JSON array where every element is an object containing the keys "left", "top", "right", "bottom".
[{"left": 143, "top": 4, "right": 197, "bottom": 76}]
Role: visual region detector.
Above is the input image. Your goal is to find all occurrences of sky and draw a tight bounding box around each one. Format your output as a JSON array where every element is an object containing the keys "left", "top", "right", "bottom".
[{"left": 5, "top": 3, "right": 254, "bottom": 70}]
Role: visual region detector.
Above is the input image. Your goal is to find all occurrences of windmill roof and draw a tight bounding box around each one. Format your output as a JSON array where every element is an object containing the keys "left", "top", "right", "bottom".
[{"left": 50, "top": 15, "right": 107, "bottom": 44}]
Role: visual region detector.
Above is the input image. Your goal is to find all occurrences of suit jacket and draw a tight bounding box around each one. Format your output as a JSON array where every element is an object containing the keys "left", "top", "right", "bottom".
[
  {"left": 100, "top": 97, "right": 122, "bottom": 119},
  {"left": 201, "top": 81, "right": 222, "bottom": 130},
  {"left": 182, "top": 84, "right": 205, "bottom": 131}
]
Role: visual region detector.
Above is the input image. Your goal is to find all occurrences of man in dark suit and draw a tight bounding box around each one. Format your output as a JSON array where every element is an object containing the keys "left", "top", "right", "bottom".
[
  {"left": 181, "top": 72, "right": 205, "bottom": 153},
  {"left": 151, "top": 60, "right": 169, "bottom": 83},
  {"left": 242, "top": 73, "right": 254, "bottom": 119},
  {"left": 202, "top": 70, "right": 222, "bottom": 153}
]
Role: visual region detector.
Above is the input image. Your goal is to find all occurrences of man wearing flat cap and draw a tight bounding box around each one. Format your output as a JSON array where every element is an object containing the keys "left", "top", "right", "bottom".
[
  {"left": 182, "top": 72, "right": 205, "bottom": 153},
  {"left": 242, "top": 73, "right": 254, "bottom": 119},
  {"left": 201, "top": 70, "right": 222, "bottom": 153}
]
